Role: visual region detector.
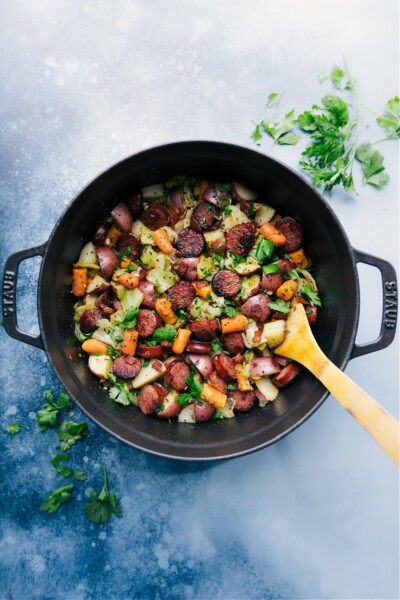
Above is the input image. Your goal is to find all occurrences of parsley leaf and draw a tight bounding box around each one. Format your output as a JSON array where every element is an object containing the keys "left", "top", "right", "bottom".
[
  {"left": 330, "top": 65, "right": 352, "bottom": 90},
  {"left": 251, "top": 121, "right": 264, "bottom": 145},
  {"left": 298, "top": 282, "right": 322, "bottom": 307},
  {"left": 50, "top": 452, "right": 73, "bottom": 478},
  {"left": 57, "top": 421, "right": 89, "bottom": 451},
  {"left": 107, "top": 374, "right": 134, "bottom": 406},
  {"left": 149, "top": 326, "right": 177, "bottom": 344},
  {"left": 267, "top": 299, "right": 290, "bottom": 313},
  {"left": 73, "top": 470, "right": 87, "bottom": 481},
  {"left": 82, "top": 466, "right": 122, "bottom": 524},
  {"left": 6, "top": 423, "right": 21, "bottom": 434},
  {"left": 318, "top": 70, "right": 328, "bottom": 83},
  {"left": 255, "top": 237, "right": 275, "bottom": 262},
  {"left": 262, "top": 108, "right": 299, "bottom": 144},
  {"left": 36, "top": 391, "right": 73, "bottom": 432},
  {"left": 39, "top": 483, "right": 74, "bottom": 514},
  {"left": 120, "top": 307, "right": 140, "bottom": 329},
  {"left": 266, "top": 92, "right": 282, "bottom": 108},
  {"left": 376, "top": 96, "right": 400, "bottom": 138},
  {"left": 222, "top": 300, "right": 238, "bottom": 317},
  {"left": 177, "top": 371, "right": 203, "bottom": 405},
  {"left": 355, "top": 143, "right": 390, "bottom": 188}
]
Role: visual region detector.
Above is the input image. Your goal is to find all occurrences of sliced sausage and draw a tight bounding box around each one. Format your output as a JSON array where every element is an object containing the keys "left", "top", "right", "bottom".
[
  {"left": 213, "top": 353, "right": 236, "bottom": 381},
  {"left": 168, "top": 281, "right": 196, "bottom": 309},
  {"left": 305, "top": 304, "right": 318, "bottom": 327},
  {"left": 93, "top": 221, "right": 109, "bottom": 246},
  {"left": 111, "top": 201, "right": 133, "bottom": 233},
  {"left": 276, "top": 258, "right": 297, "bottom": 274},
  {"left": 111, "top": 356, "right": 142, "bottom": 379},
  {"left": 212, "top": 270, "right": 241, "bottom": 298},
  {"left": 194, "top": 401, "right": 214, "bottom": 422},
  {"left": 220, "top": 332, "right": 246, "bottom": 355},
  {"left": 226, "top": 223, "right": 256, "bottom": 256},
  {"left": 272, "top": 363, "right": 301, "bottom": 388},
  {"left": 126, "top": 191, "right": 143, "bottom": 219},
  {"left": 187, "top": 354, "right": 214, "bottom": 379},
  {"left": 186, "top": 341, "right": 212, "bottom": 354},
  {"left": 137, "top": 384, "right": 165, "bottom": 415},
  {"left": 95, "top": 246, "right": 119, "bottom": 280},
  {"left": 176, "top": 228, "right": 204, "bottom": 257},
  {"left": 95, "top": 289, "right": 114, "bottom": 315},
  {"left": 136, "top": 343, "right": 163, "bottom": 358},
  {"left": 249, "top": 357, "right": 281, "bottom": 378},
  {"left": 276, "top": 217, "right": 302, "bottom": 253},
  {"left": 138, "top": 281, "right": 156, "bottom": 309},
  {"left": 116, "top": 233, "right": 142, "bottom": 261},
  {"left": 174, "top": 257, "right": 200, "bottom": 282},
  {"left": 191, "top": 202, "right": 221, "bottom": 232},
  {"left": 136, "top": 309, "right": 161, "bottom": 338},
  {"left": 241, "top": 294, "right": 271, "bottom": 322},
  {"left": 230, "top": 390, "right": 256, "bottom": 413},
  {"left": 165, "top": 361, "right": 191, "bottom": 391},
  {"left": 156, "top": 393, "right": 182, "bottom": 419},
  {"left": 80, "top": 309, "right": 106, "bottom": 333},
  {"left": 208, "top": 371, "right": 227, "bottom": 394},
  {"left": 165, "top": 206, "right": 180, "bottom": 228},
  {"left": 189, "top": 318, "right": 219, "bottom": 342},
  {"left": 141, "top": 205, "right": 169, "bottom": 231},
  {"left": 260, "top": 272, "right": 283, "bottom": 292}
]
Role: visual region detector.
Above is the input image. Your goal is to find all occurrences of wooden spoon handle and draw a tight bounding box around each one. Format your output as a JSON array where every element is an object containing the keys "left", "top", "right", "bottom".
[{"left": 319, "top": 361, "right": 399, "bottom": 465}]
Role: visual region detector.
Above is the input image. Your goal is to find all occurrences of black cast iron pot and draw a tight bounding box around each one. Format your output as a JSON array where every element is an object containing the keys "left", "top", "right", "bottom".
[{"left": 2, "top": 142, "right": 398, "bottom": 460}]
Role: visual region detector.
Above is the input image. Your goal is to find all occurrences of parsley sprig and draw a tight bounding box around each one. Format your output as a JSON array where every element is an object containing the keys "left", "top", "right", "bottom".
[
  {"left": 39, "top": 483, "right": 75, "bottom": 514},
  {"left": 120, "top": 307, "right": 140, "bottom": 329},
  {"left": 57, "top": 421, "right": 89, "bottom": 451},
  {"left": 146, "top": 326, "right": 177, "bottom": 347},
  {"left": 36, "top": 391, "right": 73, "bottom": 432},
  {"left": 176, "top": 371, "right": 203, "bottom": 406},
  {"left": 82, "top": 466, "right": 122, "bottom": 524}
]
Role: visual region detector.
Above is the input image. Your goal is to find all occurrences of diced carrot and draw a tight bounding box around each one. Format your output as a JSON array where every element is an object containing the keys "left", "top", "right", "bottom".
[
  {"left": 221, "top": 314, "right": 249, "bottom": 334},
  {"left": 172, "top": 329, "right": 191, "bottom": 354},
  {"left": 120, "top": 257, "right": 138, "bottom": 270},
  {"left": 117, "top": 272, "right": 139, "bottom": 289},
  {"left": 289, "top": 248, "right": 308, "bottom": 268},
  {"left": 199, "top": 179, "right": 208, "bottom": 200},
  {"left": 276, "top": 279, "right": 298, "bottom": 301},
  {"left": 201, "top": 383, "right": 227, "bottom": 410},
  {"left": 155, "top": 298, "right": 177, "bottom": 325},
  {"left": 259, "top": 222, "right": 287, "bottom": 246},
  {"left": 105, "top": 224, "right": 122, "bottom": 247},
  {"left": 81, "top": 339, "right": 108, "bottom": 355},
  {"left": 192, "top": 280, "right": 213, "bottom": 300},
  {"left": 152, "top": 228, "right": 174, "bottom": 254},
  {"left": 121, "top": 329, "right": 139, "bottom": 356},
  {"left": 235, "top": 363, "right": 253, "bottom": 392},
  {"left": 72, "top": 267, "right": 88, "bottom": 297}
]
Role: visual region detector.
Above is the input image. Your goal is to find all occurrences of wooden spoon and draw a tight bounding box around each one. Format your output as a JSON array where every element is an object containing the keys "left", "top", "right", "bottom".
[{"left": 274, "top": 303, "right": 399, "bottom": 465}]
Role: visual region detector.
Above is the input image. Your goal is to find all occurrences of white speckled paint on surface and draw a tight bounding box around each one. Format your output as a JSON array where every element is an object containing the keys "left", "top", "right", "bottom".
[{"left": 0, "top": 1, "right": 398, "bottom": 599}]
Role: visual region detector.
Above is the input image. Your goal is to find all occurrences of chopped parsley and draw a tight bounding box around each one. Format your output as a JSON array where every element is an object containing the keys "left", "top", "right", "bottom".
[
  {"left": 6, "top": 423, "right": 21, "bottom": 434},
  {"left": 267, "top": 299, "right": 291, "bottom": 314},
  {"left": 255, "top": 237, "right": 275, "bottom": 262},
  {"left": 57, "top": 421, "right": 89, "bottom": 451},
  {"left": 39, "top": 483, "right": 74, "bottom": 514},
  {"left": 82, "top": 466, "right": 122, "bottom": 524},
  {"left": 177, "top": 371, "right": 203, "bottom": 406},
  {"left": 36, "top": 391, "right": 73, "bottom": 432},
  {"left": 107, "top": 373, "right": 135, "bottom": 406},
  {"left": 298, "top": 282, "right": 322, "bottom": 307},
  {"left": 50, "top": 452, "right": 73, "bottom": 478},
  {"left": 120, "top": 307, "right": 140, "bottom": 329}
]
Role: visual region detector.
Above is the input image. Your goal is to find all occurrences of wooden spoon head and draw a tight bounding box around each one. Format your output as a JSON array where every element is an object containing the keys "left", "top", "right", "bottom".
[{"left": 274, "top": 303, "right": 317, "bottom": 363}]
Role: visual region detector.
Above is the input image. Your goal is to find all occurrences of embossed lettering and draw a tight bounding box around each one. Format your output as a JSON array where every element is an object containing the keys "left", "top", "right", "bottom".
[{"left": 383, "top": 280, "right": 397, "bottom": 329}]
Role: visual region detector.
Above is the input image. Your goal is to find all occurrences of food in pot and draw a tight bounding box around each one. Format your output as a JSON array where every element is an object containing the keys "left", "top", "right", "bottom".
[{"left": 72, "top": 177, "right": 322, "bottom": 423}]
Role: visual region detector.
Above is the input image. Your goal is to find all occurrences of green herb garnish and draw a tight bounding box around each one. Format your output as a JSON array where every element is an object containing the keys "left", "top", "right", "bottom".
[
  {"left": 120, "top": 307, "right": 140, "bottom": 329},
  {"left": 267, "top": 299, "right": 291, "bottom": 314},
  {"left": 255, "top": 237, "right": 275, "bottom": 262},
  {"left": 50, "top": 452, "right": 73, "bottom": 478},
  {"left": 262, "top": 264, "right": 280, "bottom": 275},
  {"left": 39, "top": 483, "right": 74, "bottom": 514},
  {"left": 298, "top": 283, "right": 322, "bottom": 307},
  {"left": 57, "top": 421, "right": 89, "bottom": 451},
  {"left": 82, "top": 466, "right": 122, "bottom": 524},
  {"left": 36, "top": 391, "right": 73, "bottom": 432},
  {"left": 6, "top": 423, "right": 21, "bottom": 434},
  {"left": 177, "top": 371, "right": 203, "bottom": 406},
  {"left": 376, "top": 96, "right": 399, "bottom": 138}
]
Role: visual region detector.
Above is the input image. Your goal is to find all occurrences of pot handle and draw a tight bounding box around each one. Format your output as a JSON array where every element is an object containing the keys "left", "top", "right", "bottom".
[
  {"left": 2, "top": 244, "right": 46, "bottom": 350},
  {"left": 352, "top": 249, "right": 398, "bottom": 359}
]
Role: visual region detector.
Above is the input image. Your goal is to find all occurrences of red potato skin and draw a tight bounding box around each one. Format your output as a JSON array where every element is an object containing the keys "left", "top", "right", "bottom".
[
  {"left": 276, "top": 258, "right": 297, "bottom": 274},
  {"left": 95, "top": 246, "right": 119, "bottom": 280},
  {"left": 202, "top": 183, "right": 230, "bottom": 208},
  {"left": 138, "top": 281, "right": 156, "bottom": 309},
  {"left": 187, "top": 354, "right": 214, "bottom": 379},
  {"left": 156, "top": 394, "right": 182, "bottom": 419},
  {"left": 185, "top": 341, "right": 212, "bottom": 354},
  {"left": 80, "top": 309, "right": 106, "bottom": 333},
  {"left": 260, "top": 272, "right": 283, "bottom": 292},
  {"left": 126, "top": 191, "right": 143, "bottom": 219},
  {"left": 241, "top": 294, "right": 271, "bottom": 323},
  {"left": 169, "top": 188, "right": 186, "bottom": 218},
  {"left": 194, "top": 401, "right": 214, "bottom": 422},
  {"left": 213, "top": 353, "right": 236, "bottom": 381},
  {"left": 93, "top": 221, "right": 109, "bottom": 246},
  {"left": 111, "top": 201, "right": 133, "bottom": 233},
  {"left": 173, "top": 258, "right": 200, "bottom": 282},
  {"left": 249, "top": 357, "right": 281, "bottom": 378},
  {"left": 305, "top": 305, "right": 318, "bottom": 327}
]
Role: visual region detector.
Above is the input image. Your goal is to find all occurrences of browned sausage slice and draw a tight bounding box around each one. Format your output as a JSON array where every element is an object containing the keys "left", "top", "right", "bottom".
[
  {"left": 241, "top": 294, "right": 271, "bottom": 322},
  {"left": 80, "top": 309, "right": 106, "bottom": 333},
  {"left": 231, "top": 390, "right": 256, "bottom": 412},
  {"left": 141, "top": 205, "right": 169, "bottom": 231},
  {"left": 116, "top": 233, "right": 142, "bottom": 261},
  {"left": 176, "top": 228, "right": 204, "bottom": 257},
  {"left": 111, "top": 356, "right": 142, "bottom": 379},
  {"left": 208, "top": 371, "right": 227, "bottom": 394},
  {"left": 174, "top": 258, "right": 200, "bottom": 281},
  {"left": 189, "top": 318, "right": 219, "bottom": 341},
  {"left": 165, "top": 361, "right": 191, "bottom": 391},
  {"left": 191, "top": 202, "right": 221, "bottom": 232},
  {"left": 136, "top": 343, "right": 163, "bottom": 358},
  {"left": 226, "top": 223, "right": 256, "bottom": 256},
  {"left": 126, "top": 191, "right": 143, "bottom": 218},
  {"left": 276, "top": 217, "right": 303, "bottom": 253},
  {"left": 168, "top": 281, "right": 196, "bottom": 309},
  {"left": 212, "top": 270, "right": 241, "bottom": 298},
  {"left": 213, "top": 353, "right": 236, "bottom": 381},
  {"left": 304, "top": 304, "right": 318, "bottom": 327},
  {"left": 138, "top": 384, "right": 165, "bottom": 415},
  {"left": 136, "top": 309, "right": 161, "bottom": 338},
  {"left": 220, "top": 332, "right": 246, "bottom": 355},
  {"left": 272, "top": 363, "right": 301, "bottom": 388},
  {"left": 185, "top": 341, "right": 212, "bottom": 354},
  {"left": 138, "top": 281, "right": 156, "bottom": 309}
]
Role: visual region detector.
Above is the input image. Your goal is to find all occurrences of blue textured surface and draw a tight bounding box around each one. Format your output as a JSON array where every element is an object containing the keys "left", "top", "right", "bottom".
[{"left": 0, "top": 1, "right": 399, "bottom": 599}]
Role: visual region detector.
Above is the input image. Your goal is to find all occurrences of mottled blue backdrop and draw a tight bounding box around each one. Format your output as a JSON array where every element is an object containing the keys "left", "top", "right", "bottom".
[{"left": 0, "top": 1, "right": 398, "bottom": 599}]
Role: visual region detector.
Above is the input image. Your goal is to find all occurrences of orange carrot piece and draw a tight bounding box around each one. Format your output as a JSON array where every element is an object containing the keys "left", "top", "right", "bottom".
[
  {"left": 192, "top": 281, "right": 213, "bottom": 299},
  {"left": 235, "top": 363, "right": 253, "bottom": 392},
  {"left": 117, "top": 272, "right": 140, "bottom": 289},
  {"left": 72, "top": 267, "right": 88, "bottom": 297},
  {"left": 199, "top": 179, "right": 208, "bottom": 200},
  {"left": 289, "top": 248, "right": 308, "bottom": 268},
  {"left": 155, "top": 298, "right": 177, "bottom": 325},
  {"left": 276, "top": 280, "right": 298, "bottom": 301},
  {"left": 152, "top": 228, "right": 174, "bottom": 254},
  {"left": 105, "top": 224, "right": 122, "bottom": 247},
  {"left": 121, "top": 329, "right": 139, "bottom": 356},
  {"left": 221, "top": 314, "right": 249, "bottom": 334},
  {"left": 120, "top": 257, "right": 138, "bottom": 270},
  {"left": 259, "top": 222, "right": 287, "bottom": 246},
  {"left": 171, "top": 329, "right": 191, "bottom": 354},
  {"left": 81, "top": 339, "right": 108, "bottom": 355},
  {"left": 201, "top": 383, "right": 227, "bottom": 410}
]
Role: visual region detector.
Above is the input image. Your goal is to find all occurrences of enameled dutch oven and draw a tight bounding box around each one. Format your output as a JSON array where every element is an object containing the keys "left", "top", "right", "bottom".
[{"left": 2, "top": 142, "right": 398, "bottom": 460}]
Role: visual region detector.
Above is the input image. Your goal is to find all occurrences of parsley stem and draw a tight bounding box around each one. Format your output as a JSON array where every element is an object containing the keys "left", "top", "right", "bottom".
[
  {"left": 370, "top": 137, "right": 398, "bottom": 145},
  {"left": 343, "top": 57, "right": 361, "bottom": 176},
  {"left": 103, "top": 465, "right": 108, "bottom": 495}
]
